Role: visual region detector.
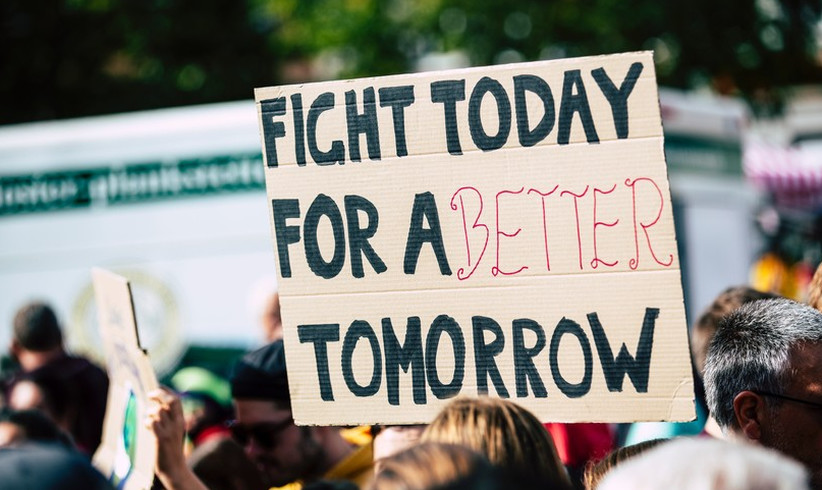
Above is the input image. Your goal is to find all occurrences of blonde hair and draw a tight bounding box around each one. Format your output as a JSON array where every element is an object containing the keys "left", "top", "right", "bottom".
[
  {"left": 421, "top": 397, "right": 569, "bottom": 489},
  {"left": 582, "top": 438, "right": 667, "bottom": 490},
  {"left": 368, "top": 442, "right": 494, "bottom": 490}
]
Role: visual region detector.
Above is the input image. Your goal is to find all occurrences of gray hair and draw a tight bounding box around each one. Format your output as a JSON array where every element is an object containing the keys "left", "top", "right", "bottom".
[
  {"left": 704, "top": 298, "right": 822, "bottom": 429},
  {"left": 597, "top": 437, "right": 809, "bottom": 490}
]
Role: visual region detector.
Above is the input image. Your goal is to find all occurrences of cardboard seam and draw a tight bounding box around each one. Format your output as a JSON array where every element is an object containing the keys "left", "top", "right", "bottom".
[
  {"left": 280, "top": 268, "right": 682, "bottom": 299},
  {"left": 263, "top": 133, "right": 665, "bottom": 169}
]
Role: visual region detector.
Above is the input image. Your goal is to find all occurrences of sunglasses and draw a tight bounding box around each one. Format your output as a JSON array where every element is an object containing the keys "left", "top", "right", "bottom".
[{"left": 227, "top": 417, "right": 294, "bottom": 449}]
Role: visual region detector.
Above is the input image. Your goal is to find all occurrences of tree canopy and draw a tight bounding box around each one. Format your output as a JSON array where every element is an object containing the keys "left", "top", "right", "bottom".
[{"left": 2, "top": 0, "right": 820, "bottom": 125}]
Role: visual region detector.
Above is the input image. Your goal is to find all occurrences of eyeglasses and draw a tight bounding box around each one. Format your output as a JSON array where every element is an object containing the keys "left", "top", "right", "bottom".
[
  {"left": 753, "top": 390, "right": 822, "bottom": 411},
  {"left": 227, "top": 417, "right": 294, "bottom": 449}
]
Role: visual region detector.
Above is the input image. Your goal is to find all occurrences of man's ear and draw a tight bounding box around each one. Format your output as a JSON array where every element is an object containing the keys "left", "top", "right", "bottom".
[{"left": 733, "top": 390, "right": 766, "bottom": 441}]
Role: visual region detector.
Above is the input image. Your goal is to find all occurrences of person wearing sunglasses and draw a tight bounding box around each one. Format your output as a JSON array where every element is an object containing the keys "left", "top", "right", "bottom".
[
  {"left": 149, "top": 339, "right": 373, "bottom": 490},
  {"left": 704, "top": 297, "right": 822, "bottom": 490},
  {"left": 228, "top": 339, "right": 373, "bottom": 488}
]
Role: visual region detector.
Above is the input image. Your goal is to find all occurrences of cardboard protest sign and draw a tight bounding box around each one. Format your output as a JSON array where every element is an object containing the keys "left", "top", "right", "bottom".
[
  {"left": 92, "top": 268, "right": 159, "bottom": 490},
  {"left": 255, "top": 51, "right": 694, "bottom": 425}
]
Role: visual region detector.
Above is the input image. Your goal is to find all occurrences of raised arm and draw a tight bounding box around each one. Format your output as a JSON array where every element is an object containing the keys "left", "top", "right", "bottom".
[{"left": 146, "top": 388, "right": 210, "bottom": 490}]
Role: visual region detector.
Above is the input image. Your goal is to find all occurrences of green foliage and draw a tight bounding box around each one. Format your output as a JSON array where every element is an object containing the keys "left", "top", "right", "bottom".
[
  {"left": 420, "top": 0, "right": 822, "bottom": 112},
  {"left": 1, "top": 0, "right": 819, "bottom": 124},
  {"left": 0, "top": 0, "right": 278, "bottom": 123}
]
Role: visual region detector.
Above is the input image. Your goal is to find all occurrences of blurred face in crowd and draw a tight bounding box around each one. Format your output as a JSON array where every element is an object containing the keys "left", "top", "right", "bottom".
[
  {"left": 261, "top": 293, "right": 283, "bottom": 343},
  {"left": 232, "top": 399, "right": 325, "bottom": 487},
  {"left": 757, "top": 343, "right": 822, "bottom": 490},
  {"left": 8, "top": 381, "right": 44, "bottom": 412},
  {"left": 0, "top": 422, "right": 24, "bottom": 447},
  {"left": 373, "top": 425, "right": 426, "bottom": 471}
]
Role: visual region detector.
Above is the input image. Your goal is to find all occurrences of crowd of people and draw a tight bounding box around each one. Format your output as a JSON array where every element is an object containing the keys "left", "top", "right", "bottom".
[{"left": 4, "top": 270, "right": 822, "bottom": 490}]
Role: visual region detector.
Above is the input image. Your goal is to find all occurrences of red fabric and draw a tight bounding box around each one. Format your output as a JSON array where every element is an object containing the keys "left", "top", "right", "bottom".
[
  {"left": 544, "top": 423, "right": 614, "bottom": 467},
  {"left": 193, "top": 424, "right": 231, "bottom": 447}
]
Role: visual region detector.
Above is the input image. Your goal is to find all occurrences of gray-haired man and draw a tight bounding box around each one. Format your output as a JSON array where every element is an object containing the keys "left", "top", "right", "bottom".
[{"left": 705, "top": 297, "right": 822, "bottom": 490}]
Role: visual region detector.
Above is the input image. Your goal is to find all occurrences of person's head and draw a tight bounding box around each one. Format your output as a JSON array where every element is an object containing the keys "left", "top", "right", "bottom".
[
  {"left": 704, "top": 298, "right": 822, "bottom": 489},
  {"left": 0, "top": 442, "right": 114, "bottom": 490},
  {"left": 421, "top": 397, "right": 569, "bottom": 489},
  {"left": 7, "top": 374, "right": 72, "bottom": 433},
  {"left": 0, "top": 408, "right": 73, "bottom": 448},
  {"left": 691, "top": 286, "right": 778, "bottom": 375},
  {"left": 582, "top": 438, "right": 667, "bottom": 490},
  {"left": 261, "top": 292, "right": 283, "bottom": 343},
  {"left": 372, "top": 425, "right": 426, "bottom": 471},
  {"left": 368, "top": 442, "right": 502, "bottom": 490},
  {"left": 10, "top": 302, "right": 63, "bottom": 360},
  {"left": 597, "top": 437, "right": 808, "bottom": 490},
  {"left": 691, "top": 286, "right": 779, "bottom": 374},
  {"left": 229, "top": 340, "right": 348, "bottom": 487}
]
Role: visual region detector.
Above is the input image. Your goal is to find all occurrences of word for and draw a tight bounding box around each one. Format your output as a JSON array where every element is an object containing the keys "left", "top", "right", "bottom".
[
  {"left": 298, "top": 308, "right": 658, "bottom": 404},
  {"left": 260, "top": 62, "right": 644, "bottom": 166}
]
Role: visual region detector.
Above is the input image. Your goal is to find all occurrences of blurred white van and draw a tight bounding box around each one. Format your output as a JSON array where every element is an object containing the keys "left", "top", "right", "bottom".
[{"left": 0, "top": 101, "right": 275, "bottom": 375}]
